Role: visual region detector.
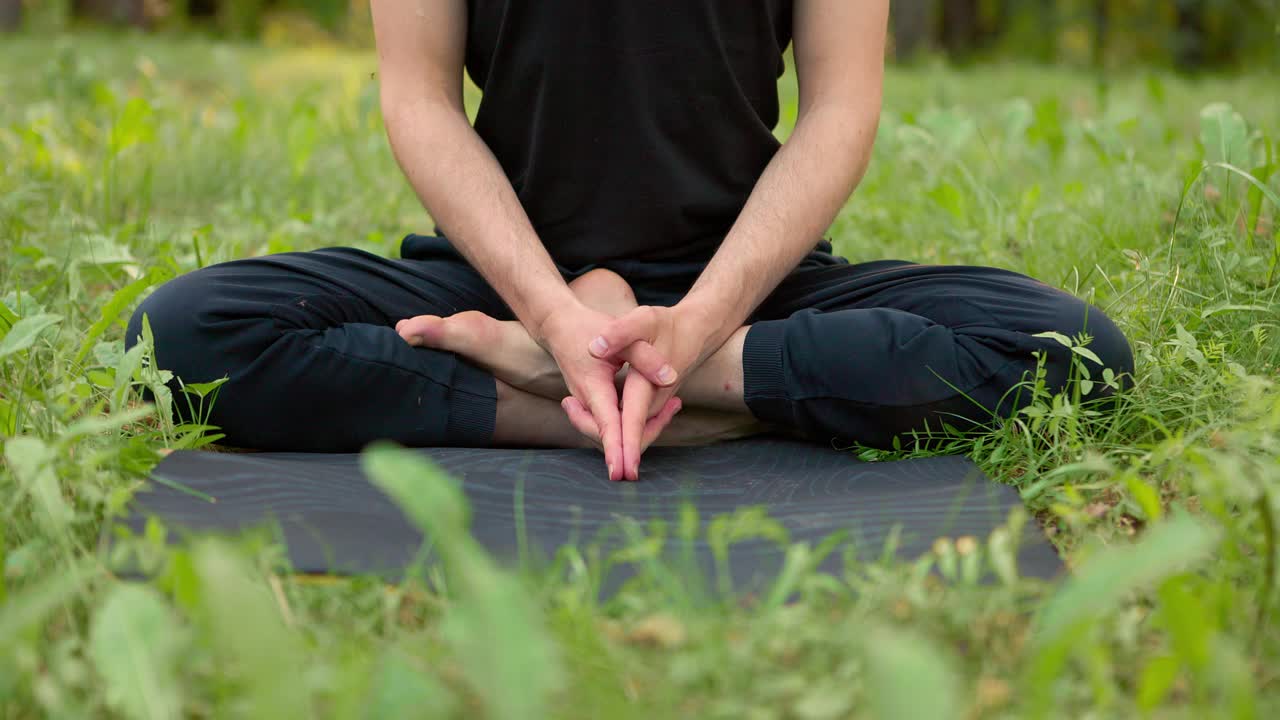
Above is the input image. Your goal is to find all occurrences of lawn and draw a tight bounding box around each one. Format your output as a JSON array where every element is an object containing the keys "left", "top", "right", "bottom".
[{"left": 2, "top": 32, "right": 1279, "bottom": 718}]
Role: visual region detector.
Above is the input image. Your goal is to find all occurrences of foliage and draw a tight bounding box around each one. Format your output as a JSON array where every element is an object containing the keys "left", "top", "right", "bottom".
[
  {"left": 890, "top": 0, "right": 1277, "bottom": 69},
  {"left": 1, "top": 34, "right": 1279, "bottom": 718},
  {"left": 11, "top": 0, "right": 1275, "bottom": 69}
]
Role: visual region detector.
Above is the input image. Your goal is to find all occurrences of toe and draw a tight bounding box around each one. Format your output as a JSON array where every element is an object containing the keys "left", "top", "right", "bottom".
[
  {"left": 396, "top": 315, "right": 445, "bottom": 347},
  {"left": 445, "top": 311, "right": 505, "bottom": 353}
]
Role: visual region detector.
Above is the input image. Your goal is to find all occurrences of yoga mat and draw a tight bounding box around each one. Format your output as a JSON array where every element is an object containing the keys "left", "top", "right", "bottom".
[{"left": 117, "top": 437, "right": 1063, "bottom": 593}]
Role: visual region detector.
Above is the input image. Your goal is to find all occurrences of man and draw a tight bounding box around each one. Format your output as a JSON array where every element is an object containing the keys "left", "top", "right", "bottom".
[{"left": 129, "top": 0, "right": 1132, "bottom": 481}]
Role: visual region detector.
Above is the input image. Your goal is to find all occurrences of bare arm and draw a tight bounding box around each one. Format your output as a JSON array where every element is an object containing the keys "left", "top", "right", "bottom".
[
  {"left": 678, "top": 0, "right": 889, "bottom": 343},
  {"left": 372, "top": 0, "right": 677, "bottom": 479},
  {"left": 370, "top": 0, "right": 575, "bottom": 334},
  {"left": 590, "top": 0, "right": 888, "bottom": 478}
]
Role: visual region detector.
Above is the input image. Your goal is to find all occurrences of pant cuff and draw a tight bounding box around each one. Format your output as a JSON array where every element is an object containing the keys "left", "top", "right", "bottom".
[
  {"left": 443, "top": 360, "right": 497, "bottom": 446},
  {"left": 742, "top": 320, "right": 793, "bottom": 425}
]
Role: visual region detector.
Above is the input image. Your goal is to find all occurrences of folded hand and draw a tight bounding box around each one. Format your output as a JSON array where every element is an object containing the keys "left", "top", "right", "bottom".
[
  {"left": 538, "top": 302, "right": 682, "bottom": 480},
  {"left": 581, "top": 304, "right": 722, "bottom": 480}
]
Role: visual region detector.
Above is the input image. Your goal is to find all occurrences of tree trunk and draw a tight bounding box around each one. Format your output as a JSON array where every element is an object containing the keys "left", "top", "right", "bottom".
[
  {"left": 0, "top": 0, "right": 22, "bottom": 32},
  {"left": 72, "top": 0, "right": 147, "bottom": 27},
  {"left": 1024, "top": 0, "right": 1058, "bottom": 63},
  {"left": 187, "top": 0, "right": 219, "bottom": 18},
  {"left": 891, "top": 0, "right": 933, "bottom": 60},
  {"left": 941, "top": 0, "right": 981, "bottom": 57},
  {"left": 982, "top": 0, "right": 1009, "bottom": 50},
  {"left": 1202, "top": 2, "right": 1240, "bottom": 68},
  {"left": 1092, "top": 0, "right": 1107, "bottom": 69},
  {"left": 1173, "top": 0, "right": 1206, "bottom": 71}
]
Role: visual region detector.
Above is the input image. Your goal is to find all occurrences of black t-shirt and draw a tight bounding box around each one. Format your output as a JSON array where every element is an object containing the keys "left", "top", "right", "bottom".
[{"left": 464, "top": 0, "right": 793, "bottom": 269}]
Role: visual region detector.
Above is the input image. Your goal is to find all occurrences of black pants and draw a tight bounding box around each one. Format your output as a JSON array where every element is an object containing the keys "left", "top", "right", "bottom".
[{"left": 127, "top": 235, "right": 1133, "bottom": 452}]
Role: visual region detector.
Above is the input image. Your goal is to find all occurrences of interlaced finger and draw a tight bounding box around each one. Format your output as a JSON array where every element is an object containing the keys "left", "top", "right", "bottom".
[
  {"left": 577, "top": 370, "right": 624, "bottom": 481},
  {"left": 640, "top": 397, "right": 682, "bottom": 453},
  {"left": 620, "top": 371, "right": 654, "bottom": 481},
  {"left": 561, "top": 397, "right": 604, "bottom": 451},
  {"left": 618, "top": 340, "right": 678, "bottom": 387},
  {"left": 589, "top": 307, "right": 658, "bottom": 361}
]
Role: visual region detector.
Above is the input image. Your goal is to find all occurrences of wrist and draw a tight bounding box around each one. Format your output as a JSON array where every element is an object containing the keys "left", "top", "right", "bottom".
[
  {"left": 675, "top": 292, "right": 739, "bottom": 352},
  {"left": 527, "top": 289, "right": 583, "bottom": 346}
]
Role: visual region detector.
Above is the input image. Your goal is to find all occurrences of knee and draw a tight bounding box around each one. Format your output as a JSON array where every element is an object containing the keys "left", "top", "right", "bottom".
[
  {"left": 1084, "top": 309, "right": 1134, "bottom": 386},
  {"left": 129, "top": 272, "right": 197, "bottom": 348},
  {"left": 1066, "top": 301, "right": 1132, "bottom": 381},
  {"left": 1036, "top": 295, "right": 1135, "bottom": 397},
  {"left": 126, "top": 270, "right": 241, "bottom": 386},
  {"left": 569, "top": 269, "right": 637, "bottom": 315}
]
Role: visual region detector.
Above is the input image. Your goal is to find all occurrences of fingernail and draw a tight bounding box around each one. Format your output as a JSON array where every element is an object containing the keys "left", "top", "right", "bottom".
[
  {"left": 657, "top": 365, "right": 677, "bottom": 384},
  {"left": 590, "top": 337, "right": 609, "bottom": 355},
  {"left": 608, "top": 463, "right": 616, "bottom": 479},
  {"left": 629, "top": 464, "right": 639, "bottom": 479}
]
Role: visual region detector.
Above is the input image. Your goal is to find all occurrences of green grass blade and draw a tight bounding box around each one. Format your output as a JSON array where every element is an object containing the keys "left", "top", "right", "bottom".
[
  {"left": 1025, "top": 514, "right": 1220, "bottom": 714},
  {"left": 362, "top": 444, "right": 562, "bottom": 720},
  {"left": 89, "top": 583, "right": 185, "bottom": 720},
  {"left": 862, "top": 623, "right": 962, "bottom": 720}
]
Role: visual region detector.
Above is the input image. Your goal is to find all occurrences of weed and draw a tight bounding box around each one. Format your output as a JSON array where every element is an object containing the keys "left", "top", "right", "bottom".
[{"left": 1, "top": 34, "right": 1279, "bottom": 718}]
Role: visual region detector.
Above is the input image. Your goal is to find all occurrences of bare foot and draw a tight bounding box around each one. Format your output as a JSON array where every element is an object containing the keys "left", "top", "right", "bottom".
[
  {"left": 397, "top": 311, "right": 567, "bottom": 398},
  {"left": 491, "top": 379, "right": 593, "bottom": 448},
  {"left": 654, "top": 408, "right": 771, "bottom": 446},
  {"left": 396, "top": 268, "right": 752, "bottom": 414},
  {"left": 396, "top": 269, "right": 638, "bottom": 399}
]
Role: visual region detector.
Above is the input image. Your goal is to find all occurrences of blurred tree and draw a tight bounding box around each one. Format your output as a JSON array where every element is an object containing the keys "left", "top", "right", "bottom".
[
  {"left": 219, "top": 0, "right": 267, "bottom": 37},
  {"left": 34, "top": 0, "right": 1272, "bottom": 70},
  {"left": 160, "top": 0, "right": 338, "bottom": 37},
  {"left": 1173, "top": 0, "right": 1208, "bottom": 70},
  {"left": 0, "top": 0, "right": 21, "bottom": 32},
  {"left": 1091, "top": 0, "right": 1107, "bottom": 69},
  {"left": 1031, "top": 0, "right": 1059, "bottom": 63},
  {"left": 1173, "top": 0, "right": 1248, "bottom": 70},
  {"left": 161, "top": 0, "right": 219, "bottom": 28},
  {"left": 889, "top": 0, "right": 1266, "bottom": 69},
  {"left": 72, "top": 0, "right": 145, "bottom": 27},
  {"left": 186, "top": 0, "right": 219, "bottom": 17},
  {"left": 941, "top": 0, "right": 981, "bottom": 55},
  {"left": 892, "top": 0, "right": 935, "bottom": 59}
]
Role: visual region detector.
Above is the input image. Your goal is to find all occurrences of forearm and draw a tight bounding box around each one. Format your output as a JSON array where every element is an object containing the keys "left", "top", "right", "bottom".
[
  {"left": 383, "top": 97, "right": 575, "bottom": 336},
  {"left": 680, "top": 105, "right": 878, "bottom": 342}
]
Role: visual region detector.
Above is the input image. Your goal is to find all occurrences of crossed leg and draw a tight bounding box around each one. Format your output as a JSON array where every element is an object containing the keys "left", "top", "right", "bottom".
[
  {"left": 396, "top": 269, "right": 769, "bottom": 449},
  {"left": 134, "top": 241, "right": 1130, "bottom": 457}
]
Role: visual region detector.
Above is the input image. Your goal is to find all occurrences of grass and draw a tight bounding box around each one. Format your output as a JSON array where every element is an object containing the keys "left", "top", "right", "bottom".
[{"left": 2, "top": 30, "right": 1279, "bottom": 718}]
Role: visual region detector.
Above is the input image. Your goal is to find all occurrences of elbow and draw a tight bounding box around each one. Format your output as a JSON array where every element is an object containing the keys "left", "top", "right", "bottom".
[
  {"left": 795, "top": 101, "right": 878, "bottom": 181},
  {"left": 378, "top": 85, "right": 420, "bottom": 138},
  {"left": 798, "top": 96, "right": 879, "bottom": 143},
  {"left": 379, "top": 83, "right": 463, "bottom": 137},
  {"left": 377, "top": 83, "right": 411, "bottom": 141}
]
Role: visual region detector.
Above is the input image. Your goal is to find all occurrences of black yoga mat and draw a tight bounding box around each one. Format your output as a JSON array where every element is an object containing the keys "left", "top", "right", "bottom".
[{"left": 119, "top": 437, "right": 1063, "bottom": 592}]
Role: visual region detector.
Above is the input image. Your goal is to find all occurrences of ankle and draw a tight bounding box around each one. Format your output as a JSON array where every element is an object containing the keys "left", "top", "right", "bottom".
[{"left": 680, "top": 326, "right": 750, "bottom": 414}]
